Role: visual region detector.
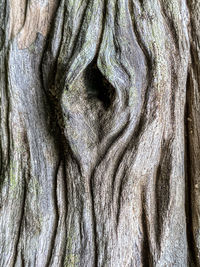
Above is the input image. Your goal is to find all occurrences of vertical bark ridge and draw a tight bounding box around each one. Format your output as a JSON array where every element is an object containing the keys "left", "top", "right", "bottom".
[{"left": 60, "top": 0, "right": 104, "bottom": 88}]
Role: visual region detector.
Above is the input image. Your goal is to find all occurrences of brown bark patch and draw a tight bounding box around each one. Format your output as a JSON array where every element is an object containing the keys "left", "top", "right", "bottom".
[{"left": 9, "top": 0, "right": 57, "bottom": 49}]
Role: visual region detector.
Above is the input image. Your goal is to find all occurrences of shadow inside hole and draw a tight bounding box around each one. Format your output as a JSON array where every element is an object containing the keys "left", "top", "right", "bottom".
[{"left": 84, "top": 60, "right": 115, "bottom": 109}]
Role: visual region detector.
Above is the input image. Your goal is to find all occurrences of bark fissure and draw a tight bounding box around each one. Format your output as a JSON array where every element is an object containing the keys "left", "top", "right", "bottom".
[
  {"left": 12, "top": 172, "right": 27, "bottom": 266},
  {"left": 185, "top": 71, "right": 196, "bottom": 266},
  {"left": 45, "top": 160, "right": 61, "bottom": 267}
]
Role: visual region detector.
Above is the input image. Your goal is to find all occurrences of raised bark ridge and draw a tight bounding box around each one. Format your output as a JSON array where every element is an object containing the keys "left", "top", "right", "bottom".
[{"left": 0, "top": 0, "right": 199, "bottom": 266}]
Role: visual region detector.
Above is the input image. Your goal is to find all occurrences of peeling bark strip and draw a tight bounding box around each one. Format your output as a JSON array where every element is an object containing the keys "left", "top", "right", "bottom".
[{"left": 0, "top": 0, "right": 199, "bottom": 266}]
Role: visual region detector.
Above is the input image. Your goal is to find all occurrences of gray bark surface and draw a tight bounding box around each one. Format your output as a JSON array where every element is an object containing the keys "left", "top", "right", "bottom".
[{"left": 0, "top": 0, "right": 199, "bottom": 266}]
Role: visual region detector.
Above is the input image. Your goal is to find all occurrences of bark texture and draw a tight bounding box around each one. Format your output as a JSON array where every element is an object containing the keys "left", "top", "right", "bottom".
[{"left": 0, "top": 0, "right": 199, "bottom": 266}]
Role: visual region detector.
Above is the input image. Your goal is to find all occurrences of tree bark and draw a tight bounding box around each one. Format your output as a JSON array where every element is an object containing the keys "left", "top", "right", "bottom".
[{"left": 0, "top": 0, "right": 199, "bottom": 266}]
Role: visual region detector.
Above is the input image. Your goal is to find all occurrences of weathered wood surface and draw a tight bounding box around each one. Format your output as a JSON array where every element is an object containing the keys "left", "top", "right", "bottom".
[{"left": 0, "top": 0, "right": 199, "bottom": 266}]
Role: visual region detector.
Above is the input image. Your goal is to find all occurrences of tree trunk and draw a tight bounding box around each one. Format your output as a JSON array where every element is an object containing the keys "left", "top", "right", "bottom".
[{"left": 0, "top": 0, "right": 199, "bottom": 266}]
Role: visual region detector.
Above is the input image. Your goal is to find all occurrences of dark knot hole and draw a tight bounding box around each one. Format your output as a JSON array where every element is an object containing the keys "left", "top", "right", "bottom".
[{"left": 84, "top": 60, "right": 115, "bottom": 109}]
